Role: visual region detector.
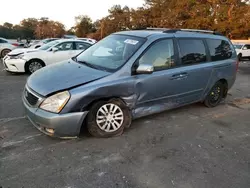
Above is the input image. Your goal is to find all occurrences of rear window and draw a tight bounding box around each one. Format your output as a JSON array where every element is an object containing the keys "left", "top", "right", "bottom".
[
  {"left": 178, "top": 39, "right": 207, "bottom": 65},
  {"left": 206, "top": 39, "right": 233, "bottom": 61}
]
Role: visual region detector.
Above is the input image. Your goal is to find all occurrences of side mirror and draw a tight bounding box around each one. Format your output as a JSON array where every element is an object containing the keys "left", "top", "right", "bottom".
[
  {"left": 52, "top": 47, "right": 59, "bottom": 52},
  {"left": 136, "top": 64, "right": 154, "bottom": 74},
  {"left": 243, "top": 47, "right": 247, "bottom": 50}
]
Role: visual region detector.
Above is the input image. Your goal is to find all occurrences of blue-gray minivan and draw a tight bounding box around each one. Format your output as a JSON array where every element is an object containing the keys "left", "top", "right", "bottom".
[{"left": 22, "top": 28, "right": 238, "bottom": 138}]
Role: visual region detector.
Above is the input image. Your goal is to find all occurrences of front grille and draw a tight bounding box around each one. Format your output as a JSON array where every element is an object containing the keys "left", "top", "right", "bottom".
[{"left": 24, "top": 88, "right": 39, "bottom": 106}]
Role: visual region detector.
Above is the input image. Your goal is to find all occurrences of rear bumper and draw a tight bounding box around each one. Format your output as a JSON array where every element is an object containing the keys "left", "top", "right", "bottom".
[{"left": 22, "top": 94, "right": 88, "bottom": 138}]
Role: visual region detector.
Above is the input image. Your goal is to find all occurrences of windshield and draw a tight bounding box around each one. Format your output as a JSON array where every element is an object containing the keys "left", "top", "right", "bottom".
[
  {"left": 76, "top": 34, "right": 146, "bottom": 72},
  {"left": 38, "top": 40, "right": 60, "bottom": 50},
  {"left": 234, "top": 44, "right": 243, "bottom": 49}
]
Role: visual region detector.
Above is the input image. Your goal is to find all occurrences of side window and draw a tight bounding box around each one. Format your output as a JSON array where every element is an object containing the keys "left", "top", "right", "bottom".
[
  {"left": 76, "top": 42, "right": 90, "bottom": 50},
  {"left": 139, "top": 39, "right": 175, "bottom": 71},
  {"left": 178, "top": 39, "right": 207, "bottom": 65},
  {"left": 55, "top": 42, "right": 73, "bottom": 51},
  {"left": 206, "top": 39, "right": 233, "bottom": 61},
  {"left": 243, "top": 45, "right": 250, "bottom": 50}
]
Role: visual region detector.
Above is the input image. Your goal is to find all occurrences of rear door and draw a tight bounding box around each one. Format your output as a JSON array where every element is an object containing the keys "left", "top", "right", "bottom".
[
  {"left": 73, "top": 42, "right": 91, "bottom": 56},
  {"left": 0, "top": 38, "right": 8, "bottom": 49},
  {"left": 174, "top": 38, "right": 213, "bottom": 103}
]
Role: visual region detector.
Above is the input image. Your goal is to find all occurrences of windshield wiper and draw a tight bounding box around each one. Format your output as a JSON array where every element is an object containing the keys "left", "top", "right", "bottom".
[
  {"left": 71, "top": 57, "right": 112, "bottom": 72},
  {"left": 72, "top": 57, "right": 101, "bottom": 70},
  {"left": 71, "top": 56, "right": 78, "bottom": 62}
]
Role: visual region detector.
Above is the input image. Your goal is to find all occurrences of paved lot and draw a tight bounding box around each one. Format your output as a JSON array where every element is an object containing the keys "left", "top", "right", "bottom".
[{"left": 1, "top": 60, "right": 250, "bottom": 188}]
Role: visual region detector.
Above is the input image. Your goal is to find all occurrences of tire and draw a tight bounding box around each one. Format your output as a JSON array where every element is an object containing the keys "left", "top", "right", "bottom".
[
  {"left": 204, "top": 81, "right": 225, "bottom": 108},
  {"left": 87, "top": 99, "right": 131, "bottom": 138},
  {"left": 1, "top": 49, "right": 11, "bottom": 58},
  {"left": 238, "top": 53, "right": 242, "bottom": 61},
  {"left": 25, "top": 59, "right": 45, "bottom": 74}
]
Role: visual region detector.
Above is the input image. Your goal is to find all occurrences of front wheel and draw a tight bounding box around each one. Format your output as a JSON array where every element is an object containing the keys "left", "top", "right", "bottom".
[
  {"left": 87, "top": 99, "right": 131, "bottom": 138},
  {"left": 25, "top": 60, "right": 44, "bottom": 74},
  {"left": 204, "top": 81, "right": 226, "bottom": 108}
]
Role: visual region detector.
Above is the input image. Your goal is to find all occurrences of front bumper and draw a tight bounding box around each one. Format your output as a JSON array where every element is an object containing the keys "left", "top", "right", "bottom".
[
  {"left": 3, "top": 56, "right": 26, "bottom": 72},
  {"left": 22, "top": 91, "right": 88, "bottom": 138}
]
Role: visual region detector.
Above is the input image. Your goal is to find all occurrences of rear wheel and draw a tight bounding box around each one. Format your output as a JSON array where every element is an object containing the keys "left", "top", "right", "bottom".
[
  {"left": 1, "top": 49, "right": 11, "bottom": 58},
  {"left": 87, "top": 99, "right": 131, "bottom": 138},
  {"left": 204, "top": 81, "right": 225, "bottom": 108},
  {"left": 25, "top": 59, "right": 45, "bottom": 74}
]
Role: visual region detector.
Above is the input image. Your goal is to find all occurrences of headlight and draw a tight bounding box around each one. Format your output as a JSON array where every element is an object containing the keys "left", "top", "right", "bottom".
[
  {"left": 10, "top": 54, "right": 25, "bottom": 59},
  {"left": 40, "top": 91, "right": 70, "bottom": 113}
]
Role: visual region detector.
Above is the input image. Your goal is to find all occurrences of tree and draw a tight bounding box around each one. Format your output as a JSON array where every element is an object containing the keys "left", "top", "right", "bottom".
[
  {"left": 74, "top": 15, "right": 94, "bottom": 37},
  {"left": 66, "top": 27, "right": 76, "bottom": 35},
  {"left": 0, "top": 1, "right": 249, "bottom": 40},
  {"left": 3, "top": 22, "right": 13, "bottom": 29},
  {"left": 20, "top": 18, "right": 39, "bottom": 39},
  {"left": 34, "top": 18, "right": 65, "bottom": 39}
]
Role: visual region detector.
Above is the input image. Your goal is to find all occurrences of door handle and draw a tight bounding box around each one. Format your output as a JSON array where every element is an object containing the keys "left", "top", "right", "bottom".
[{"left": 170, "top": 72, "right": 188, "bottom": 80}]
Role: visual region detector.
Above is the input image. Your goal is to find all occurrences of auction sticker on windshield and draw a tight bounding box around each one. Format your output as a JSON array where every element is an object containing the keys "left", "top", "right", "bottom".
[{"left": 124, "top": 39, "right": 139, "bottom": 45}]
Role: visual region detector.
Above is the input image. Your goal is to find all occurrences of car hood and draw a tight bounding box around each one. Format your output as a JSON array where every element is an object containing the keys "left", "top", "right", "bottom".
[
  {"left": 27, "top": 59, "right": 111, "bottom": 96},
  {"left": 8, "top": 48, "right": 39, "bottom": 56}
]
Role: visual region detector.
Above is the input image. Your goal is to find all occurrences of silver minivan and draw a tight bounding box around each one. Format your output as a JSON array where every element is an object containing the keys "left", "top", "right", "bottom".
[{"left": 22, "top": 28, "right": 238, "bottom": 138}]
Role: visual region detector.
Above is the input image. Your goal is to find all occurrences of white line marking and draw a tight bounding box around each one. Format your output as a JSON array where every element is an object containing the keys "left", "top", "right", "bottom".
[{"left": 0, "top": 116, "right": 26, "bottom": 123}]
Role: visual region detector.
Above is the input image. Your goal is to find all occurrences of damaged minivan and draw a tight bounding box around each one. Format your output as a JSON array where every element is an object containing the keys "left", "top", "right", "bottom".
[{"left": 22, "top": 28, "right": 238, "bottom": 138}]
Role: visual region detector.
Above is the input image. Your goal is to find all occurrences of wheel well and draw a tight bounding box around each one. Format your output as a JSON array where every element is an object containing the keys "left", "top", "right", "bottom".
[
  {"left": 80, "top": 97, "right": 131, "bottom": 134},
  {"left": 25, "top": 58, "right": 46, "bottom": 72},
  {"left": 83, "top": 97, "right": 127, "bottom": 112},
  {"left": 0, "top": 48, "right": 11, "bottom": 57},
  {"left": 218, "top": 79, "right": 228, "bottom": 98}
]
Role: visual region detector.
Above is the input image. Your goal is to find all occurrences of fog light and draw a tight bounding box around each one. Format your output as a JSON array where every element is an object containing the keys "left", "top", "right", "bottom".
[{"left": 45, "top": 128, "right": 55, "bottom": 134}]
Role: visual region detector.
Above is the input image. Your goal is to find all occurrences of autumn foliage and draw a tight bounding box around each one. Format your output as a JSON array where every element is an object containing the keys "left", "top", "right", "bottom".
[{"left": 0, "top": 0, "right": 249, "bottom": 40}]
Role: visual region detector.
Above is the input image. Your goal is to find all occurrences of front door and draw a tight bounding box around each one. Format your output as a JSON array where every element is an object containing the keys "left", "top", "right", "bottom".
[
  {"left": 46, "top": 41, "right": 74, "bottom": 65},
  {"left": 133, "top": 38, "right": 211, "bottom": 118}
]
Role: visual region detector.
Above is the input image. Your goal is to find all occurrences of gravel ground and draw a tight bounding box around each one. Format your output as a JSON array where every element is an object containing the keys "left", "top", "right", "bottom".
[{"left": 0, "top": 60, "right": 250, "bottom": 188}]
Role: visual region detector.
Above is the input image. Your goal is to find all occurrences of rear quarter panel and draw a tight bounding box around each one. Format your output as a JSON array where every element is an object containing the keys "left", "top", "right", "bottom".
[{"left": 201, "top": 58, "right": 237, "bottom": 101}]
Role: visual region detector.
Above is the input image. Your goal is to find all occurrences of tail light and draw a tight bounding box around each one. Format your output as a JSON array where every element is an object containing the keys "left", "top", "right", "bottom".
[{"left": 11, "top": 43, "right": 19, "bottom": 47}]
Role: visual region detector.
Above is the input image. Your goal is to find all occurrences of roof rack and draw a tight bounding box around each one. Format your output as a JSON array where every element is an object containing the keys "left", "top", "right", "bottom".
[
  {"left": 146, "top": 27, "right": 169, "bottom": 30},
  {"left": 145, "top": 27, "right": 222, "bottom": 35},
  {"left": 177, "top": 29, "right": 223, "bottom": 35}
]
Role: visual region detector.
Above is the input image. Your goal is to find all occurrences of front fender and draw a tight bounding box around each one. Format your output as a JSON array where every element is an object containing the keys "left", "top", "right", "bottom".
[{"left": 61, "top": 76, "right": 138, "bottom": 114}]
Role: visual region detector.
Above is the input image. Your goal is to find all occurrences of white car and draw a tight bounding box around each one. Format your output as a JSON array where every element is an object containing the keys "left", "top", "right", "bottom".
[
  {"left": 78, "top": 38, "right": 97, "bottom": 44},
  {"left": 29, "top": 38, "right": 59, "bottom": 49},
  {"left": 2, "top": 39, "right": 92, "bottom": 74},
  {"left": 234, "top": 43, "right": 250, "bottom": 60},
  {"left": 0, "top": 37, "right": 20, "bottom": 58}
]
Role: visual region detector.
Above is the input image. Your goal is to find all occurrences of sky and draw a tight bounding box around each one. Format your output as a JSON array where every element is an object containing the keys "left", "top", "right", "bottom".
[{"left": 0, "top": 0, "right": 144, "bottom": 29}]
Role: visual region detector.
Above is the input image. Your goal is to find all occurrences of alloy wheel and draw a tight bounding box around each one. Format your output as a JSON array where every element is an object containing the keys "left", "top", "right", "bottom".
[
  {"left": 96, "top": 103, "right": 124, "bottom": 133},
  {"left": 29, "top": 61, "right": 43, "bottom": 73}
]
